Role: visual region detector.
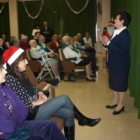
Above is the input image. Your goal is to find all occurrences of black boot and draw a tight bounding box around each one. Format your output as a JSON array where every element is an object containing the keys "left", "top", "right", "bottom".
[
  {"left": 64, "top": 126, "right": 75, "bottom": 140},
  {"left": 74, "top": 106, "right": 101, "bottom": 127}
]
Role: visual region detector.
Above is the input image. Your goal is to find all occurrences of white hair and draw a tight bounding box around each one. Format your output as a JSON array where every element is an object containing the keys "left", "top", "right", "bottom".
[
  {"left": 62, "top": 35, "right": 70, "bottom": 44},
  {"left": 29, "top": 39, "right": 36, "bottom": 46}
]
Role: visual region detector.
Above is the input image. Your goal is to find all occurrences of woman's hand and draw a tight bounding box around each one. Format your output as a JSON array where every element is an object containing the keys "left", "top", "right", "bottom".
[
  {"left": 48, "top": 53, "right": 55, "bottom": 57},
  {"left": 80, "top": 51, "right": 87, "bottom": 57},
  {"left": 102, "top": 36, "right": 110, "bottom": 45},
  {"left": 53, "top": 52, "right": 58, "bottom": 56},
  {"left": 32, "top": 97, "right": 46, "bottom": 108}
]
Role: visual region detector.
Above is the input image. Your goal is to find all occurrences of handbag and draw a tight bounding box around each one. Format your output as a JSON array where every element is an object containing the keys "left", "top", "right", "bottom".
[{"left": 7, "top": 127, "right": 32, "bottom": 140}]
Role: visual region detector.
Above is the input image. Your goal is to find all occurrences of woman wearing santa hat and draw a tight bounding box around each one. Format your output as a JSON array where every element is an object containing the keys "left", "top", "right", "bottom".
[
  {"left": 2, "top": 46, "right": 101, "bottom": 140},
  {"left": 0, "top": 55, "right": 67, "bottom": 140}
]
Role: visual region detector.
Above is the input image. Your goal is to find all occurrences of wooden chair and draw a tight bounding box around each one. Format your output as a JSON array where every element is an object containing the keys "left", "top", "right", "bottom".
[
  {"left": 25, "top": 66, "right": 64, "bottom": 130},
  {"left": 25, "top": 49, "right": 42, "bottom": 73},
  {"left": 59, "top": 48, "right": 85, "bottom": 74}
]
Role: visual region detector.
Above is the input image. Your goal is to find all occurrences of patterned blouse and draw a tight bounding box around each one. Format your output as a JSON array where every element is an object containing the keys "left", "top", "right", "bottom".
[{"left": 6, "top": 74, "right": 41, "bottom": 110}]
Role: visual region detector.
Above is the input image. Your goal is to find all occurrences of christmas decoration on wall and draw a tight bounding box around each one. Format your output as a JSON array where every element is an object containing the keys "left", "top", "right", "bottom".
[
  {"left": 46, "top": 0, "right": 62, "bottom": 14},
  {"left": 0, "top": 3, "right": 5, "bottom": 14},
  {"left": 22, "top": 0, "right": 44, "bottom": 19},
  {"left": 65, "top": 0, "right": 89, "bottom": 14}
]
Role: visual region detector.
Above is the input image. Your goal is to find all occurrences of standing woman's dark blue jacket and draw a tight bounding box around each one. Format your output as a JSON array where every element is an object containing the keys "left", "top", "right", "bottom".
[{"left": 107, "top": 29, "right": 131, "bottom": 68}]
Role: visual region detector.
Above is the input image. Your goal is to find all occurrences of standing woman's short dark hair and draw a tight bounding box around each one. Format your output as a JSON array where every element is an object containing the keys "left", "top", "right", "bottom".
[{"left": 118, "top": 11, "right": 131, "bottom": 27}]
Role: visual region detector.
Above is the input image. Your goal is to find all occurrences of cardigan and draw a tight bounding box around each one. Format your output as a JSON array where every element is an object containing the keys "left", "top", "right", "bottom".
[
  {"left": 6, "top": 74, "right": 40, "bottom": 110},
  {"left": 0, "top": 84, "right": 28, "bottom": 139}
]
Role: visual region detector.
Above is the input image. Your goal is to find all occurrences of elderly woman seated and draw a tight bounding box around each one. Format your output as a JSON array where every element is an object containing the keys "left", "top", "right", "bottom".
[
  {"left": 20, "top": 35, "right": 30, "bottom": 51},
  {"left": 62, "top": 36, "right": 95, "bottom": 82},
  {"left": 29, "top": 39, "right": 60, "bottom": 81},
  {"left": 49, "top": 35, "right": 61, "bottom": 54}
]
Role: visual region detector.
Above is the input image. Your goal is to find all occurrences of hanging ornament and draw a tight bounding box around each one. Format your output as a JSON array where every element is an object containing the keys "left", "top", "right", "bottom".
[
  {"left": 46, "top": 0, "right": 62, "bottom": 14},
  {"left": 65, "top": 0, "right": 89, "bottom": 14},
  {"left": 0, "top": 3, "right": 5, "bottom": 14},
  {"left": 22, "top": 0, "right": 44, "bottom": 20}
]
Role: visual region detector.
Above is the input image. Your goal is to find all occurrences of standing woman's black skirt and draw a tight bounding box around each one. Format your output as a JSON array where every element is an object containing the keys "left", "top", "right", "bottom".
[{"left": 109, "top": 67, "right": 129, "bottom": 92}]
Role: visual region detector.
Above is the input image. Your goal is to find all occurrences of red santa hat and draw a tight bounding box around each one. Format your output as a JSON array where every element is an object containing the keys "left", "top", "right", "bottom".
[
  {"left": 108, "top": 20, "right": 115, "bottom": 24},
  {"left": 3, "top": 46, "right": 24, "bottom": 67}
]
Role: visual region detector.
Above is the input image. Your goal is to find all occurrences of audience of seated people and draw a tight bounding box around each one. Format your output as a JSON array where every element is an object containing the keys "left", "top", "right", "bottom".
[
  {"left": 62, "top": 35, "right": 96, "bottom": 82},
  {"left": 2, "top": 46, "right": 101, "bottom": 140},
  {"left": 0, "top": 24, "right": 100, "bottom": 140}
]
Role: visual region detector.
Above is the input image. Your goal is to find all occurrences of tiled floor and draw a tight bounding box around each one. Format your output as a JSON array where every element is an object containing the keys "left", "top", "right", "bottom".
[{"left": 56, "top": 53, "right": 140, "bottom": 140}]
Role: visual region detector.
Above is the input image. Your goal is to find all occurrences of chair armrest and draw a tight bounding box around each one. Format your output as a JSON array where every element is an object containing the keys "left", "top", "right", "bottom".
[
  {"left": 66, "top": 57, "right": 77, "bottom": 61},
  {"left": 42, "top": 84, "right": 52, "bottom": 91}
]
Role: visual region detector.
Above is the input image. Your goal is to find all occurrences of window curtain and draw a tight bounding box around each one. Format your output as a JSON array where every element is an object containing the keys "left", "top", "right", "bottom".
[
  {"left": 0, "top": 3, "right": 10, "bottom": 41},
  {"left": 111, "top": 0, "right": 140, "bottom": 119},
  {"left": 18, "top": 0, "right": 97, "bottom": 41}
]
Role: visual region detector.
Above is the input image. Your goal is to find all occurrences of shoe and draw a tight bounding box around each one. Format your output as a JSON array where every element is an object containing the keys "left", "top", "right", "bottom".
[
  {"left": 74, "top": 106, "right": 101, "bottom": 127},
  {"left": 90, "top": 74, "right": 96, "bottom": 78},
  {"left": 112, "top": 106, "right": 124, "bottom": 115},
  {"left": 106, "top": 104, "right": 117, "bottom": 109},
  {"left": 46, "top": 78, "right": 59, "bottom": 86},
  {"left": 64, "top": 126, "right": 75, "bottom": 140},
  {"left": 86, "top": 78, "right": 95, "bottom": 82},
  {"left": 78, "top": 118, "right": 101, "bottom": 127}
]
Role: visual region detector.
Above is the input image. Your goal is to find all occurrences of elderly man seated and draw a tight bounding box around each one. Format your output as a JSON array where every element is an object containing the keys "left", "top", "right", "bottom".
[
  {"left": 62, "top": 36, "right": 95, "bottom": 82},
  {"left": 29, "top": 39, "right": 60, "bottom": 81}
]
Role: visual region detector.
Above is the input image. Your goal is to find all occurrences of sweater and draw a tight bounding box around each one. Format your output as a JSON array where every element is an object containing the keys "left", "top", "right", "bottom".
[{"left": 0, "top": 84, "right": 28, "bottom": 139}]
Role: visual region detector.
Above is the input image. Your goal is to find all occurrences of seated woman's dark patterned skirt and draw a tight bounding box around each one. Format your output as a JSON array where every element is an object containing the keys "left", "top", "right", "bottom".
[
  {"left": 75, "top": 57, "right": 90, "bottom": 66},
  {"left": 109, "top": 67, "right": 129, "bottom": 92}
]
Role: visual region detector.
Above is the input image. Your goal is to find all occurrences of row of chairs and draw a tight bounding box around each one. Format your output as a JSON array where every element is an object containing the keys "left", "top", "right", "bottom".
[
  {"left": 58, "top": 49, "right": 85, "bottom": 78},
  {"left": 26, "top": 48, "right": 86, "bottom": 82}
]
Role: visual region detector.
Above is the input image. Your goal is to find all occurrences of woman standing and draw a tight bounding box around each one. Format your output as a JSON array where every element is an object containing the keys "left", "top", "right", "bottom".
[
  {"left": 102, "top": 11, "right": 131, "bottom": 115},
  {"left": 3, "top": 46, "right": 101, "bottom": 140}
]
